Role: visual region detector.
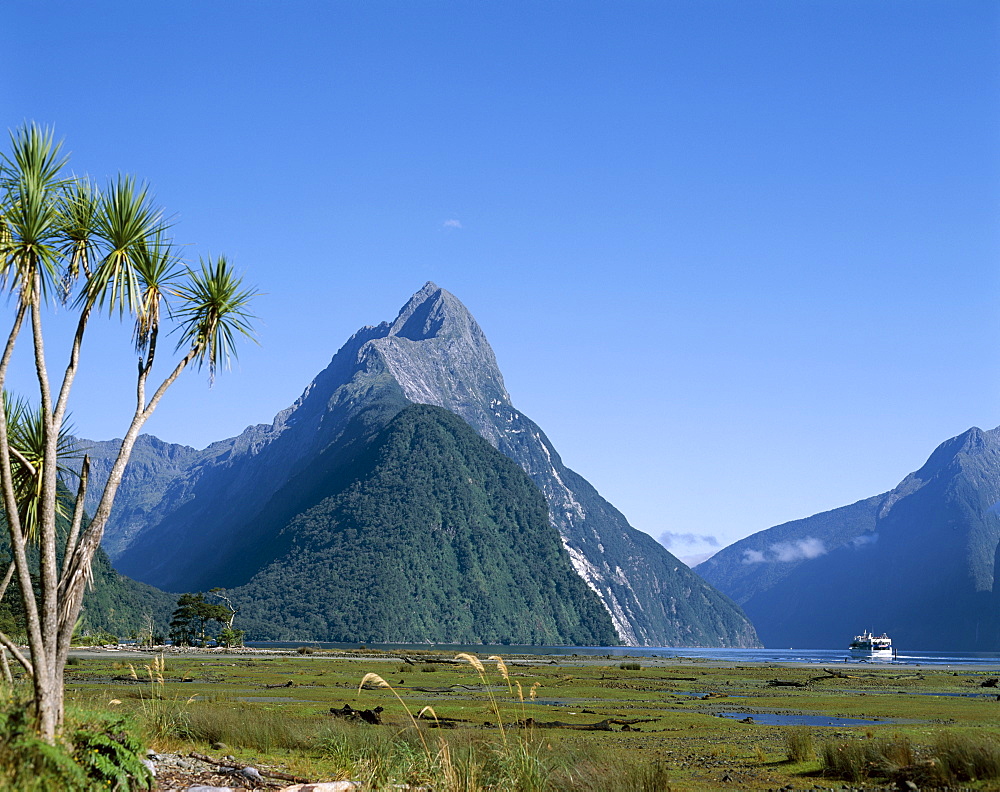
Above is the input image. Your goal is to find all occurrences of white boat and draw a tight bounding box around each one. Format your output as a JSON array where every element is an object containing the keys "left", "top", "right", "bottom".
[{"left": 849, "top": 630, "right": 893, "bottom": 657}]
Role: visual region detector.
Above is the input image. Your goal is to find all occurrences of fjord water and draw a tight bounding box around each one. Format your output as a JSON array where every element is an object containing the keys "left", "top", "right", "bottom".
[{"left": 248, "top": 642, "right": 1000, "bottom": 667}]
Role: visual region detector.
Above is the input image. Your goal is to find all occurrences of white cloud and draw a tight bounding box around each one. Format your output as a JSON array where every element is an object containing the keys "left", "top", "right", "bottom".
[
  {"left": 770, "top": 537, "right": 826, "bottom": 562},
  {"left": 740, "top": 537, "right": 826, "bottom": 564},
  {"left": 443, "top": 219, "right": 462, "bottom": 229},
  {"left": 851, "top": 533, "right": 878, "bottom": 548}
]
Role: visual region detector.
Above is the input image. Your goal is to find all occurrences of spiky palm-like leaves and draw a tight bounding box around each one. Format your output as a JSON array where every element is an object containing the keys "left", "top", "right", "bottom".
[
  {"left": 84, "top": 175, "right": 165, "bottom": 317},
  {"left": 133, "top": 232, "right": 183, "bottom": 358},
  {"left": 0, "top": 122, "right": 259, "bottom": 741},
  {"left": 174, "top": 255, "right": 259, "bottom": 383},
  {"left": 57, "top": 177, "right": 100, "bottom": 296},
  {"left": 1, "top": 392, "right": 74, "bottom": 542},
  {"left": 0, "top": 125, "right": 67, "bottom": 305}
]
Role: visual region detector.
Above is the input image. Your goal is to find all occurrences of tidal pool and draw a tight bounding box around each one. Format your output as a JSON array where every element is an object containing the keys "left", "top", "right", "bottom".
[{"left": 717, "top": 711, "right": 886, "bottom": 727}]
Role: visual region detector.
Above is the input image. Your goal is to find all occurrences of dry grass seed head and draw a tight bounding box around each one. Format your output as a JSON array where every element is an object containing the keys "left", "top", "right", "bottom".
[
  {"left": 487, "top": 655, "right": 509, "bottom": 682},
  {"left": 358, "top": 672, "right": 390, "bottom": 693},
  {"left": 516, "top": 680, "right": 524, "bottom": 703},
  {"left": 455, "top": 653, "right": 485, "bottom": 674},
  {"left": 530, "top": 682, "right": 541, "bottom": 701},
  {"left": 417, "top": 706, "right": 440, "bottom": 726}
]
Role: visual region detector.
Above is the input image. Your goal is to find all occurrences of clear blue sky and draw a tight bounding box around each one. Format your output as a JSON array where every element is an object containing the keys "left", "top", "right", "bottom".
[{"left": 3, "top": 1, "right": 998, "bottom": 562}]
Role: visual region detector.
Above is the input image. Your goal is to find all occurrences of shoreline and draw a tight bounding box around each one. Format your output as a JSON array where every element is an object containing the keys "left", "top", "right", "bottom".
[{"left": 65, "top": 644, "right": 1000, "bottom": 672}]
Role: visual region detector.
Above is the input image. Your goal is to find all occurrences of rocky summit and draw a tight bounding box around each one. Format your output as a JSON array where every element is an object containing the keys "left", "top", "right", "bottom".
[
  {"left": 697, "top": 426, "right": 1000, "bottom": 650},
  {"left": 84, "top": 282, "right": 759, "bottom": 647}
]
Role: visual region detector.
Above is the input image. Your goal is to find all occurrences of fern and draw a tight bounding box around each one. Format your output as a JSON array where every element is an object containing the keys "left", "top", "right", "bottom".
[{"left": 72, "top": 714, "right": 153, "bottom": 791}]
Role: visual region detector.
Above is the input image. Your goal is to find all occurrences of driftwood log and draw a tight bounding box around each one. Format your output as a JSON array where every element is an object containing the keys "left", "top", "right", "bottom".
[
  {"left": 329, "top": 704, "right": 384, "bottom": 725},
  {"left": 514, "top": 717, "right": 654, "bottom": 731},
  {"left": 810, "top": 669, "right": 862, "bottom": 681},
  {"left": 416, "top": 711, "right": 472, "bottom": 728}
]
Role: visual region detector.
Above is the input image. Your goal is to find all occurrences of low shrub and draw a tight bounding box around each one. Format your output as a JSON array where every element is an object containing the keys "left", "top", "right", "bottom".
[
  {"left": 158, "top": 701, "right": 323, "bottom": 754},
  {"left": 73, "top": 630, "right": 119, "bottom": 647},
  {"left": 618, "top": 662, "right": 641, "bottom": 671}
]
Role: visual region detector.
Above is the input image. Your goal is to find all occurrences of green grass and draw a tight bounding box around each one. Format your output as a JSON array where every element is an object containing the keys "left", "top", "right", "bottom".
[{"left": 59, "top": 650, "right": 1000, "bottom": 790}]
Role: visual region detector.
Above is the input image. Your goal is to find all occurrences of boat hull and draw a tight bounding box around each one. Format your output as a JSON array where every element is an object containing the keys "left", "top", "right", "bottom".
[{"left": 849, "top": 647, "right": 893, "bottom": 657}]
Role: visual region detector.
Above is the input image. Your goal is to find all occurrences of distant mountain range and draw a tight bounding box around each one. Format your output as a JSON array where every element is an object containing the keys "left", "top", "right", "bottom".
[
  {"left": 76, "top": 283, "right": 759, "bottom": 647},
  {"left": 696, "top": 426, "right": 1000, "bottom": 651}
]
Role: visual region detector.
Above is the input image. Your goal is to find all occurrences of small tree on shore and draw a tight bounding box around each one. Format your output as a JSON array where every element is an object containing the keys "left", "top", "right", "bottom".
[
  {"left": 0, "top": 123, "right": 258, "bottom": 740},
  {"left": 169, "top": 593, "right": 231, "bottom": 646}
]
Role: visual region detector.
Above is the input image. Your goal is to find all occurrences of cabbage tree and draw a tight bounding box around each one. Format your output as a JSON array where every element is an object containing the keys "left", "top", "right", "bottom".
[{"left": 0, "top": 123, "right": 258, "bottom": 740}]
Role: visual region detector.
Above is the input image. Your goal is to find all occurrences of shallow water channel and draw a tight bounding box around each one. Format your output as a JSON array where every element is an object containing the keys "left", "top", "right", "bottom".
[{"left": 715, "top": 711, "right": 886, "bottom": 727}]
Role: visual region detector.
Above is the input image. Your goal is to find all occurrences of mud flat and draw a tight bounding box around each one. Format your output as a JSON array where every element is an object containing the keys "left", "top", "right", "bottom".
[{"left": 54, "top": 646, "right": 1000, "bottom": 789}]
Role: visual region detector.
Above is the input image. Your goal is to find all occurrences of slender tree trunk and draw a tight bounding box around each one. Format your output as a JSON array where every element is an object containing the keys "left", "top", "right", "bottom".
[
  {"left": 28, "top": 270, "right": 62, "bottom": 741},
  {"left": 53, "top": 349, "right": 198, "bottom": 730}
]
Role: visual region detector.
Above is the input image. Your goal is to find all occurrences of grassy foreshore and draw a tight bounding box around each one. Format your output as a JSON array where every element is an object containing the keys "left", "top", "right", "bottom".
[{"left": 56, "top": 647, "right": 1000, "bottom": 789}]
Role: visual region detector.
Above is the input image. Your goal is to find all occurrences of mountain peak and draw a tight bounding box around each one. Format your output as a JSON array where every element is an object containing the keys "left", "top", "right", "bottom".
[
  {"left": 368, "top": 284, "right": 512, "bottom": 409},
  {"left": 910, "top": 425, "right": 997, "bottom": 484},
  {"left": 388, "top": 282, "right": 477, "bottom": 342}
]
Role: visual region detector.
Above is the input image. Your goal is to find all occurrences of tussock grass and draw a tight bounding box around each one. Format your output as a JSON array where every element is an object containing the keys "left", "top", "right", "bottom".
[
  {"left": 348, "top": 652, "right": 670, "bottom": 791},
  {"left": 821, "top": 734, "right": 912, "bottom": 782},
  {"left": 784, "top": 727, "right": 814, "bottom": 762},
  {"left": 931, "top": 731, "right": 1000, "bottom": 784},
  {"left": 821, "top": 731, "right": 1000, "bottom": 787}
]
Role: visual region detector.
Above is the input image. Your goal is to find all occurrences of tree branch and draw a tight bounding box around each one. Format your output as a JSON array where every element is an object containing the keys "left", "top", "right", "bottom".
[
  {"left": 0, "top": 647, "right": 13, "bottom": 685},
  {"left": 51, "top": 303, "right": 93, "bottom": 444},
  {"left": 8, "top": 445, "right": 37, "bottom": 477},
  {"left": 58, "top": 348, "right": 197, "bottom": 645},
  {"left": 31, "top": 268, "right": 61, "bottom": 685},
  {"left": 0, "top": 630, "right": 33, "bottom": 675},
  {"left": 0, "top": 303, "right": 27, "bottom": 388},
  {"left": 0, "top": 300, "right": 46, "bottom": 672},
  {"left": 59, "top": 455, "right": 89, "bottom": 587},
  {"left": 0, "top": 561, "right": 15, "bottom": 604}
]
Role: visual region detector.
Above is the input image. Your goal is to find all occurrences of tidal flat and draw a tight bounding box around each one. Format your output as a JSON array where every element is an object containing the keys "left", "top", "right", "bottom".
[{"left": 62, "top": 647, "right": 1000, "bottom": 790}]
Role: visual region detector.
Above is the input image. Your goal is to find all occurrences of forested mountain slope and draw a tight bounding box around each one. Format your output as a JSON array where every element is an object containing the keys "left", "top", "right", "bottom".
[
  {"left": 235, "top": 404, "right": 619, "bottom": 644},
  {"left": 85, "top": 283, "right": 758, "bottom": 647}
]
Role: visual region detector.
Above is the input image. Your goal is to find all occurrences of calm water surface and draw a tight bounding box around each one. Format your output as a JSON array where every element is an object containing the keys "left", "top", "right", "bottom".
[{"left": 246, "top": 642, "right": 1000, "bottom": 667}]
